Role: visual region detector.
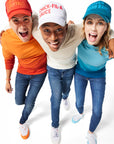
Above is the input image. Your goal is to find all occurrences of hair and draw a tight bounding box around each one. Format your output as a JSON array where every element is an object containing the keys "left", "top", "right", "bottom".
[{"left": 82, "top": 18, "right": 110, "bottom": 55}]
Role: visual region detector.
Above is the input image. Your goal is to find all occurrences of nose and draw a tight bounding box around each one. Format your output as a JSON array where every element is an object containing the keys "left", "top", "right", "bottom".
[
  {"left": 91, "top": 23, "right": 97, "bottom": 31},
  {"left": 19, "top": 22, "right": 27, "bottom": 30},
  {"left": 50, "top": 32, "right": 57, "bottom": 41},
  {"left": 19, "top": 21, "right": 25, "bottom": 26}
]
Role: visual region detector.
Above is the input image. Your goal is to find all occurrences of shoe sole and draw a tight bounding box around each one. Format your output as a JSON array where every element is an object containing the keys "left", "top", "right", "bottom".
[
  {"left": 21, "top": 129, "right": 30, "bottom": 139},
  {"left": 72, "top": 115, "right": 84, "bottom": 123}
]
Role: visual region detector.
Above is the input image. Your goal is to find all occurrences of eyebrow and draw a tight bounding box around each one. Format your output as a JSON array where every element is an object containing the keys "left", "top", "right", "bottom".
[
  {"left": 98, "top": 19, "right": 105, "bottom": 22},
  {"left": 86, "top": 17, "right": 105, "bottom": 22},
  {"left": 41, "top": 23, "right": 59, "bottom": 27},
  {"left": 12, "top": 15, "right": 29, "bottom": 19}
]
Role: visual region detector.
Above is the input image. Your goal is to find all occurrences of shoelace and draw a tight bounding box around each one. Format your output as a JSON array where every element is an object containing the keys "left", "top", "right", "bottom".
[{"left": 20, "top": 125, "right": 28, "bottom": 135}]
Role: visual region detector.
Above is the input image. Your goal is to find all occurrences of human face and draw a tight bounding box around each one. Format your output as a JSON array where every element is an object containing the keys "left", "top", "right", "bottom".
[
  {"left": 9, "top": 14, "right": 32, "bottom": 42},
  {"left": 40, "top": 23, "right": 68, "bottom": 51},
  {"left": 84, "top": 14, "right": 107, "bottom": 46}
]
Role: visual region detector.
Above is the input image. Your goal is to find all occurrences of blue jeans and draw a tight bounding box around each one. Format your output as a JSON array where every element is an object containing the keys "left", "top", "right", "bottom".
[
  {"left": 15, "top": 72, "right": 47, "bottom": 124},
  {"left": 74, "top": 73, "right": 106, "bottom": 132},
  {"left": 47, "top": 65, "right": 75, "bottom": 128}
]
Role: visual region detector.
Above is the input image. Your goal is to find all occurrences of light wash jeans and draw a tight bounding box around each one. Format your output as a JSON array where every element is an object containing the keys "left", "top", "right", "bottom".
[
  {"left": 74, "top": 73, "right": 106, "bottom": 132},
  {"left": 15, "top": 72, "right": 47, "bottom": 124},
  {"left": 47, "top": 65, "right": 75, "bottom": 128}
]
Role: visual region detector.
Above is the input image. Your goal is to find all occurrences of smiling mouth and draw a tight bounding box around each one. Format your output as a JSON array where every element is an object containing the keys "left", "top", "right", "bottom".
[
  {"left": 19, "top": 31, "right": 28, "bottom": 37},
  {"left": 47, "top": 41, "right": 60, "bottom": 51},
  {"left": 48, "top": 41, "right": 59, "bottom": 47}
]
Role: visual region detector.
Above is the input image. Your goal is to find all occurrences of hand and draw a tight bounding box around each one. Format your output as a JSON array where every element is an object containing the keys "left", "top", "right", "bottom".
[
  {"left": 68, "top": 20, "right": 75, "bottom": 25},
  {"left": 109, "top": 39, "right": 114, "bottom": 58},
  {"left": 108, "top": 49, "right": 113, "bottom": 59},
  {"left": 5, "top": 81, "right": 13, "bottom": 93}
]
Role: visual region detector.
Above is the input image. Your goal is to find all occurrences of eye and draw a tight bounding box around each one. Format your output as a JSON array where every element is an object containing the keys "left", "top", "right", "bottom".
[
  {"left": 56, "top": 28, "right": 63, "bottom": 32},
  {"left": 44, "top": 29, "right": 50, "bottom": 33},
  {"left": 55, "top": 28, "right": 65, "bottom": 35},
  {"left": 12, "top": 18, "right": 19, "bottom": 24},
  {"left": 42, "top": 29, "right": 51, "bottom": 36},
  {"left": 23, "top": 18, "right": 30, "bottom": 23},
  {"left": 98, "top": 22, "right": 104, "bottom": 25},
  {"left": 86, "top": 20, "right": 93, "bottom": 25}
]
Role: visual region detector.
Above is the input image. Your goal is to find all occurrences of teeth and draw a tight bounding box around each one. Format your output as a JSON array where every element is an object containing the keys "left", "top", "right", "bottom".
[
  {"left": 19, "top": 31, "right": 27, "bottom": 34},
  {"left": 50, "top": 42, "right": 58, "bottom": 45},
  {"left": 90, "top": 33, "right": 97, "bottom": 36},
  {"left": 19, "top": 31, "right": 28, "bottom": 37}
]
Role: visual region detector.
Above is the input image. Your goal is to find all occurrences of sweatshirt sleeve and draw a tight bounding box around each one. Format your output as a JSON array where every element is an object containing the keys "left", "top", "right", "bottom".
[
  {"left": 1, "top": 34, "right": 15, "bottom": 70},
  {"left": 109, "top": 29, "right": 114, "bottom": 40},
  {"left": 4, "top": 56, "right": 15, "bottom": 70}
]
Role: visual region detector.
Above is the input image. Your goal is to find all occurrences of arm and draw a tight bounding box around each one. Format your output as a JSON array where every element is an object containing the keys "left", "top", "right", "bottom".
[
  {"left": 1, "top": 30, "right": 15, "bottom": 93},
  {"left": 1, "top": 33, "right": 15, "bottom": 93}
]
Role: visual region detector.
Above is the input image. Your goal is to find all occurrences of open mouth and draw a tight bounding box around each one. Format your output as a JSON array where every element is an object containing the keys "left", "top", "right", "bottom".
[
  {"left": 89, "top": 33, "right": 97, "bottom": 42},
  {"left": 19, "top": 31, "right": 28, "bottom": 37}
]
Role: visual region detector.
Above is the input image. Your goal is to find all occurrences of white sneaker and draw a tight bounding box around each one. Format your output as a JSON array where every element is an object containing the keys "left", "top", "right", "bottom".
[
  {"left": 72, "top": 112, "right": 84, "bottom": 123},
  {"left": 19, "top": 123, "right": 30, "bottom": 139},
  {"left": 86, "top": 132, "right": 97, "bottom": 144},
  {"left": 63, "top": 98, "right": 70, "bottom": 110},
  {"left": 51, "top": 127, "right": 60, "bottom": 144}
]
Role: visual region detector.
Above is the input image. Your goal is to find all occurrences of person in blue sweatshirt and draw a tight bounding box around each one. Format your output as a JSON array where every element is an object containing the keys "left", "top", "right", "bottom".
[{"left": 72, "top": 1, "right": 113, "bottom": 144}]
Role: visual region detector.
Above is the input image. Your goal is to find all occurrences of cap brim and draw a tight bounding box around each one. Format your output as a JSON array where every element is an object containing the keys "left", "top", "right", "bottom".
[
  {"left": 39, "top": 16, "right": 66, "bottom": 28},
  {"left": 83, "top": 10, "right": 109, "bottom": 23},
  {"left": 8, "top": 9, "right": 32, "bottom": 20}
]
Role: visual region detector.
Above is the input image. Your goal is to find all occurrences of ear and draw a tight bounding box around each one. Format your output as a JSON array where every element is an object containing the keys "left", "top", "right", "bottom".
[{"left": 9, "top": 20, "right": 12, "bottom": 29}]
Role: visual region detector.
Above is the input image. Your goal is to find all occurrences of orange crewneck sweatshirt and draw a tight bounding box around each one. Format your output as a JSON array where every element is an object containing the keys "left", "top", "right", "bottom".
[{"left": 1, "top": 29, "right": 47, "bottom": 75}]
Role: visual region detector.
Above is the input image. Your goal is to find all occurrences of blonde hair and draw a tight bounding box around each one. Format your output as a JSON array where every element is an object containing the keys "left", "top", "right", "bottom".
[{"left": 82, "top": 19, "right": 110, "bottom": 55}]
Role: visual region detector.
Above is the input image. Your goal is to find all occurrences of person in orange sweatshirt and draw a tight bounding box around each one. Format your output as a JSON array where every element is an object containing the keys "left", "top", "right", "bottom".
[{"left": 1, "top": 0, "right": 47, "bottom": 140}]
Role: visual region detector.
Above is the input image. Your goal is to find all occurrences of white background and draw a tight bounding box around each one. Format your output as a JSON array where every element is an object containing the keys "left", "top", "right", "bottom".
[{"left": 0, "top": 0, "right": 114, "bottom": 144}]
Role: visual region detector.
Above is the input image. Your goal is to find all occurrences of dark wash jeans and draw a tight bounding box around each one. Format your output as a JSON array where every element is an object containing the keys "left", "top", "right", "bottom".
[
  {"left": 74, "top": 73, "right": 106, "bottom": 132},
  {"left": 15, "top": 72, "right": 47, "bottom": 124},
  {"left": 47, "top": 65, "right": 75, "bottom": 128}
]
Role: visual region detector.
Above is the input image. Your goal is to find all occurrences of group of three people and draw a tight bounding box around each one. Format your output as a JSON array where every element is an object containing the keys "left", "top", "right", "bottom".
[{"left": 0, "top": 0, "right": 114, "bottom": 144}]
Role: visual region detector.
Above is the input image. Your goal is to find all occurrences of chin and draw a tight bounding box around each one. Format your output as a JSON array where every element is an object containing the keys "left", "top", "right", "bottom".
[
  {"left": 20, "top": 37, "right": 30, "bottom": 42},
  {"left": 48, "top": 45, "right": 59, "bottom": 52},
  {"left": 87, "top": 37, "right": 99, "bottom": 46},
  {"left": 87, "top": 40, "right": 97, "bottom": 46},
  {"left": 50, "top": 48, "right": 59, "bottom": 52}
]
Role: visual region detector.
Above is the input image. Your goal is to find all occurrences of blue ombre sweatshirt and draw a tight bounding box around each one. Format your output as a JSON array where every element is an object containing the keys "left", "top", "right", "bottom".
[{"left": 76, "top": 39, "right": 110, "bottom": 78}]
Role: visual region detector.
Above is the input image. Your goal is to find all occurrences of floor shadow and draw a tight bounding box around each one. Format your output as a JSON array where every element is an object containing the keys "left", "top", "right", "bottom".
[
  {"left": 28, "top": 102, "right": 50, "bottom": 125},
  {"left": 96, "top": 112, "right": 114, "bottom": 132}
]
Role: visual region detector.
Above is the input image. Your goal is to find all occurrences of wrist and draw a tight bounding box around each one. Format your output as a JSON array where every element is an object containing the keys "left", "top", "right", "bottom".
[{"left": 6, "top": 78, "right": 11, "bottom": 82}]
